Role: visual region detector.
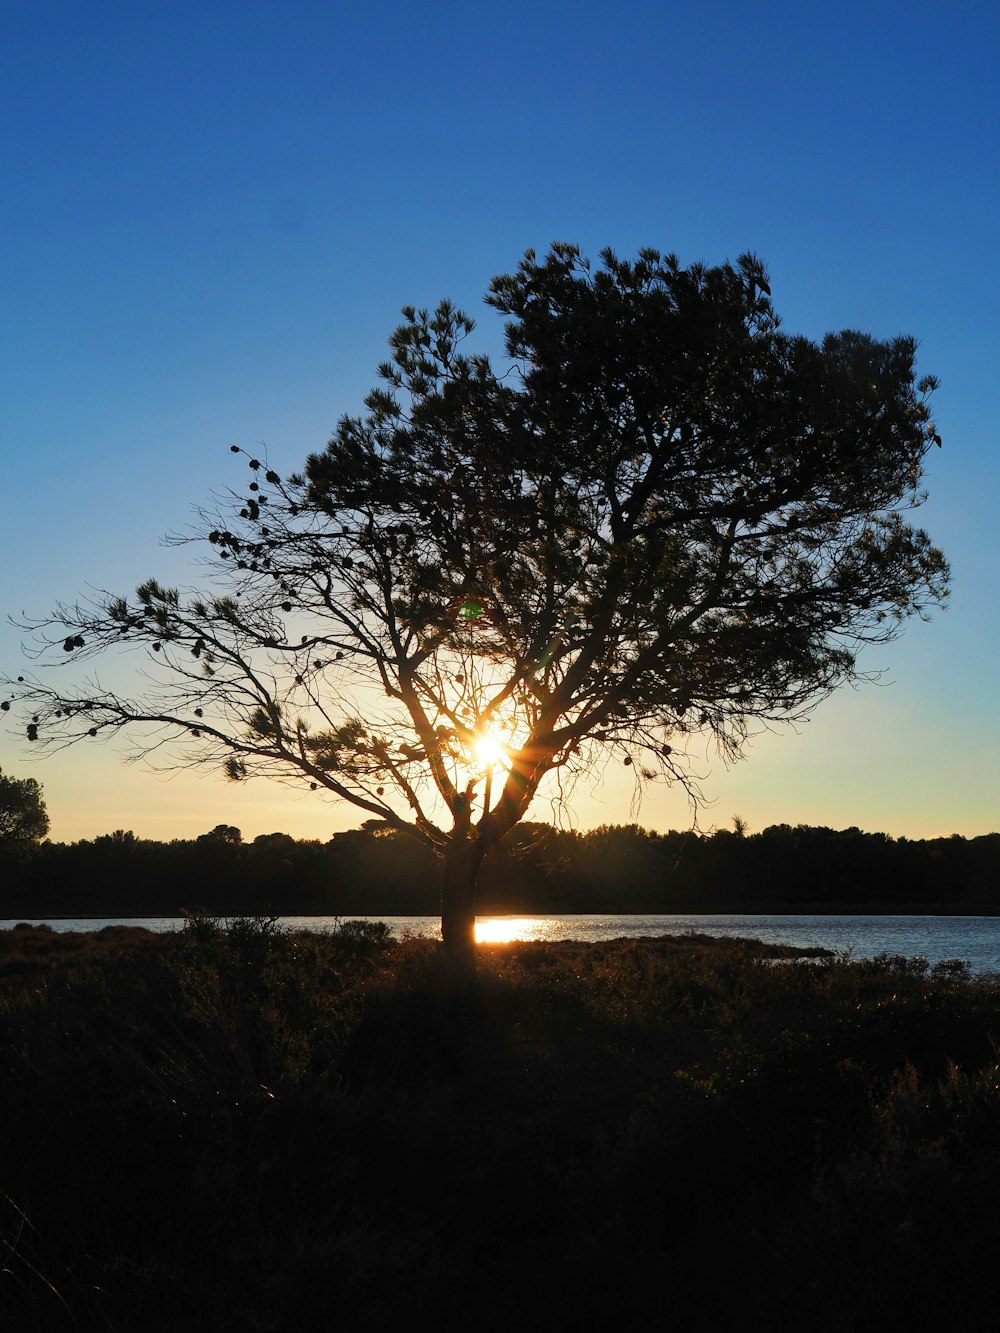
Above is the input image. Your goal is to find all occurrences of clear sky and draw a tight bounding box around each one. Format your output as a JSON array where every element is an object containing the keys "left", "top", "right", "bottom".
[{"left": 2, "top": 0, "right": 997, "bottom": 844}]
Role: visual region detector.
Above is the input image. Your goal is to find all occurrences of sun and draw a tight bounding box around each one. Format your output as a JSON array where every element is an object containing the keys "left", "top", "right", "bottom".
[{"left": 472, "top": 731, "right": 506, "bottom": 770}]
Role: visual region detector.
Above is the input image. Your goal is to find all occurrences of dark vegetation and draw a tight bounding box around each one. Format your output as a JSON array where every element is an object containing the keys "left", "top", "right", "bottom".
[
  {"left": 0, "top": 766, "right": 49, "bottom": 848},
  {"left": 2, "top": 921, "right": 1000, "bottom": 1331},
  {"left": 2, "top": 821, "right": 999, "bottom": 920}
]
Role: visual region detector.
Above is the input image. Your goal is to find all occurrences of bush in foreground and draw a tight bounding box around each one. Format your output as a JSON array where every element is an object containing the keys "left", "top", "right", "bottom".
[{"left": 1, "top": 923, "right": 999, "bottom": 1331}]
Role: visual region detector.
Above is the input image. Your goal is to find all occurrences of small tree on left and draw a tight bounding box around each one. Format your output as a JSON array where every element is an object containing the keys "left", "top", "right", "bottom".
[{"left": 0, "top": 768, "right": 50, "bottom": 847}]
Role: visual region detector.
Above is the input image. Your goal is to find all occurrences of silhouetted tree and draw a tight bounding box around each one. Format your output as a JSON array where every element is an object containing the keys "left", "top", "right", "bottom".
[
  {"left": 197, "top": 824, "right": 243, "bottom": 844},
  {"left": 4, "top": 245, "right": 949, "bottom": 950},
  {"left": 0, "top": 767, "right": 49, "bottom": 848}
]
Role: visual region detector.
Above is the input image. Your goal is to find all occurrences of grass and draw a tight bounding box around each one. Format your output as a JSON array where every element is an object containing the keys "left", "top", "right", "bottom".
[{"left": 1, "top": 920, "right": 999, "bottom": 1330}]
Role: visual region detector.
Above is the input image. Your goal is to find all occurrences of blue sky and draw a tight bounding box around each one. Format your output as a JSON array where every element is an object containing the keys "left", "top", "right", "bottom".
[{"left": 2, "top": 0, "right": 997, "bottom": 843}]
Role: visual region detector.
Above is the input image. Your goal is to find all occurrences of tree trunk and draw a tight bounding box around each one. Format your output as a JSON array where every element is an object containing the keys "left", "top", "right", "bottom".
[{"left": 440, "top": 835, "right": 486, "bottom": 955}]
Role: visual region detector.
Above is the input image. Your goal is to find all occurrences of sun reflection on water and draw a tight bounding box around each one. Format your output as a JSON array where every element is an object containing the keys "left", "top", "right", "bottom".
[{"left": 474, "top": 917, "right": 549, "bottom": 944}]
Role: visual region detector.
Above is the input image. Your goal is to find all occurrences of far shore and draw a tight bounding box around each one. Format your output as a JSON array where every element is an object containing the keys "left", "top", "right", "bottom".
[{"left": 6, "top": 900, "right": 1000, "bottom": 922}]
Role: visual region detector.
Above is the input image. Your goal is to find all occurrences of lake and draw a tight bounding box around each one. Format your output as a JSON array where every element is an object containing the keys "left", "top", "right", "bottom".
[{"left": 4, "top": 912, "right": 1000, "bottom": 974}]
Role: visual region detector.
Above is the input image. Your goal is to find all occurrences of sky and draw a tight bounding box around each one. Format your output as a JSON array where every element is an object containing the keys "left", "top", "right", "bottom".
[{"left": 1, "top": 0, "right": 997, "bottom": 845}]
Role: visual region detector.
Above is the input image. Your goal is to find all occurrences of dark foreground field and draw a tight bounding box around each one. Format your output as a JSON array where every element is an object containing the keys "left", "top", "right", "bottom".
[{"left": 2, "top": 921, "right": 1000, "bottom": 1332}]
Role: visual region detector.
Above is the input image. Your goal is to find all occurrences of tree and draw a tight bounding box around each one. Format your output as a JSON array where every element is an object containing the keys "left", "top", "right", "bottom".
[
  {"left": 197, "top": 824, "right": 243, "bottom": 844},
  {"left": 3, "top": 244, "right": 948, "bottom": 951},
  {"left": 0, "top": 767, "right": 50, "bottom": 847}
]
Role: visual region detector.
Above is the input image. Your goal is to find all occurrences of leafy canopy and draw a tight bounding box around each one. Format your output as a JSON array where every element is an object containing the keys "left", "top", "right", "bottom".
[
  {"left": 4, "top": 244, "right": 947, "bottom": 857},
  {"left": 0, "top": 768, "right": 50, "bottom": 846}
]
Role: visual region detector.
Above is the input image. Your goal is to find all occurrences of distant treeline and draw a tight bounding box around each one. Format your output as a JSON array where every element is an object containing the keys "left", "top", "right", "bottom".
[{"left": 2, "top": 820, "right": 999, "bottom": 919}]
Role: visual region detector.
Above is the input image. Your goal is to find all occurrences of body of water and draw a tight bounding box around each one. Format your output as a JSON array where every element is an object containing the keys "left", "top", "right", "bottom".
[{"left": 4, "top": 913, "right": 1000, "bottom": 974}]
